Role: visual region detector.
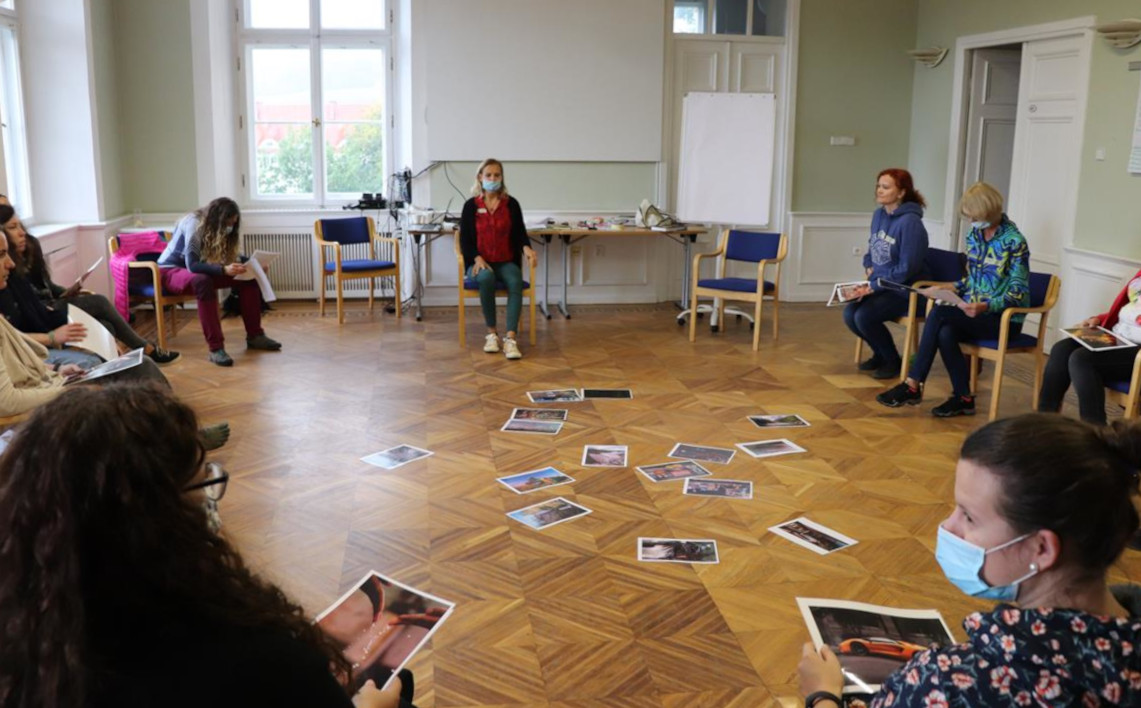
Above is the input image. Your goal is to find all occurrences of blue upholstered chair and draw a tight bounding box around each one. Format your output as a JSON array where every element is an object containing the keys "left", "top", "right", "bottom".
[
  {"left": 453, "top": 230, "right": 536, "bottom": 347},
  {"left": 108, "top": 232, "right": 196, "bottom": 349},
  {"left": 688, "top": 229, "right": 787, "bottom": 351},
  {"left": 1106, "top": 350, "right": 1141, "bottom": 420},
  {"left": 959, "top": 271, "right": 1061, "bottom": 420},
  {"left": 854, "top": 247, "right": 966, "bottom": 382},
  {"left": 314, "top": 216, "right": 402, "bottom": 324}
]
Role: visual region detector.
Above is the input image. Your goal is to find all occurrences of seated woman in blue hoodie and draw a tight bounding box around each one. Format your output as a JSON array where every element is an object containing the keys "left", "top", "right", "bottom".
[
  {"left": 842, "top": 168, "right": 929, "bottom": 379},
  {"left": 798, "top": 413, "right": 1141, "bottom": 708}
]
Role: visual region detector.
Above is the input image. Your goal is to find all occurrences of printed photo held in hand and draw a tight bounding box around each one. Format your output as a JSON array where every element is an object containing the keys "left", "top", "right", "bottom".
[
  {"left": 500, "top": 418, "right": 563, "bottom": 435},
  {"left": 636, "top": 459, "right": 712, "bottom": 483},
  {"left": 683, "top": 478, "right": 753, "bottom": 499},
  {"left": 582, "top": 444, "right": 628, "bottom": 467},
  {"left": 496, "top": 467, "right": 576, "bottom": 494},
  {"left": 526, "top": 388, "right": 583, "bottom": 403},
  {"left": 63, "top": 348, "right": 144, "bottom": 385},
  {"left": 1060, "top": 326, "right": 1138, "bottom": 352},
  {"left": 769, "top": 517, "right": 857, "bottom": 555},
  {"left": 361, "top": 444, "right": 433, "bottom": 470},
  {"left": 827, "top": 280, "right": 870, "bottom": 307},
  {"left": 637, "top": 537, "right": 719, "bottom": 564},
  {"left": 736, "top": 438, "right": 806, "bottom": 459},
  {"left": 797, "top": 597, "right": 955, "bottom": 696},
  {"left": 748, "top": 413, "right": 811, "bottom": 429},
  {"left": 507, "top": 496, "right": 593, "bottom": 530},
  {"left": 316, "top": 571, "right": 454, "bottom": 693},
  {"left": 877, "top": 278, "right": 966, "bottom": 308},
  {"left": 667, "top": 442, "right": 736, "bottom": 465}
]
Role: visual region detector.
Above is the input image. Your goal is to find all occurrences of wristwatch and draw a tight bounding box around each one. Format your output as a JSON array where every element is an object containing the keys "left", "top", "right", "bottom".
[{"left": 805, "top": 690, "right": 842, "bottom": 708}]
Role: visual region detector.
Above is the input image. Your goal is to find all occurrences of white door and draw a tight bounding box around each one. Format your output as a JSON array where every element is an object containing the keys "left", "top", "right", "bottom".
[
  {"left": 1006, "top": 34, "right": 1091, "bottom": 272},
  {"left": 957, "top": 48, "right": 1021, "bottom": 247}
]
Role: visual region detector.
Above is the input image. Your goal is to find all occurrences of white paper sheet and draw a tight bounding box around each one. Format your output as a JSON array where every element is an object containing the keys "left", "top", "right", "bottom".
[
  {"left": 233, "top": 250, "right": 278, "bottom": 302},
  {"left": 67, "top": 305, "right": 119, "bottom": 362}
]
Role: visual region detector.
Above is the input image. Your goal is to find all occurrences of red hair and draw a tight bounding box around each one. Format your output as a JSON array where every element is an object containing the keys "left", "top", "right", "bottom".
[{"left": 877, "top": 168, "right": 926, "bottom": 209}]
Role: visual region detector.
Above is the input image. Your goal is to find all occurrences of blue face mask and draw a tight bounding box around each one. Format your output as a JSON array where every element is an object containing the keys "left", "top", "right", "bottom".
[
  {"left": 970, "top": 220, "right": 991, "bottom": 231},
  {"left": 935, "top": 526, "right": 1038, "bottom": 601},
  {"left": 481, "top": 180, "right": 502, "bottom": 193}
]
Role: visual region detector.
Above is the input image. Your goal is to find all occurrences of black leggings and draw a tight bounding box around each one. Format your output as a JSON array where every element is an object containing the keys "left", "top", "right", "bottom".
[{"left": 1037, "top": 337, "right": 1138, "bottom": 425}]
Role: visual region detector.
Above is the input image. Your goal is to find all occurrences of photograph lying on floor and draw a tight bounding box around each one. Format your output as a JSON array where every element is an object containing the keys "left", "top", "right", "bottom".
[
  {"left": 316, "top": 571, "right": 455, "bottom": 693},
  {"left": 797, "top": 597, "right": 955, "bottom": 696},
  {"left": 638, "top": 537, "right": 719, "bottom": 564},
  {"left": 527, "top": 388, "right": 584, "bottom": 403},
  {"left": 668, "top": 442, "right": 736, "bottom": 465},
  {"left": 511, "top": 407, "right": 569, "bottom": 421},
  {"left": 497, "top": 467, "right": 576, "bottom": 494},
  {"left": 581, "top": 388, "right": 634, "bottom": 399},
  {"left": 501, "top": 418, "right": 564, "bottom": 435},
  {"left": 769, "top": 517, "right": 857, "bottom": 555},
  {"left": 683, "top": 478, "right": 753, "bottom": 499},
  {"left": 636, "top": 459, "right": 712, "bottom": 483},
  {"left": 361, "top": 444, "right": 434, "bottom": 470},
  {"left": 737, "top": 438, "right": 806, "bottom": 459},
  {"left": 508, "top": 497, "right": 593, "bottom": 530},
  {"left": 748, "top": 413, "right": 811, "bottom": 428},
  {"left": 582, "top": 444, "right": 628, "bottom": 467}
]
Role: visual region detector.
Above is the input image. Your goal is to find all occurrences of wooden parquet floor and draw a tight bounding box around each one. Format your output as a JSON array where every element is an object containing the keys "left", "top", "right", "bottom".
[{"left": 148, "top": 300, "right": 1141, "bottom": 707}]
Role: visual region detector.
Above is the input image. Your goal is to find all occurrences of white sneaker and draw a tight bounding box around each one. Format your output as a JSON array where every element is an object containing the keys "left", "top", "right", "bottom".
[
  {"left": 483, "top": 333, "right": 501, "bottom": 353},
  {"left": 503, "top": 337, "right": 522, "bottom": 360}
]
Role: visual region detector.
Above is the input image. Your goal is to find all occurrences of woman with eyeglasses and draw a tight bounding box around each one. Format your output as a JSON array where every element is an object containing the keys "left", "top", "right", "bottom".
[
  {"left": 797, "top": 413, "right": 1141, "bottom": 708},
  {"left": 0, "top": 384, "right": 406, "bottom": 708}
]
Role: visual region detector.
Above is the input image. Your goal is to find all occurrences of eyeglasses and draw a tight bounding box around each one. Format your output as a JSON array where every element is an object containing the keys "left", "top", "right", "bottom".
[{"left": 184, "top": 462, "right": 229, "bottom": 501}]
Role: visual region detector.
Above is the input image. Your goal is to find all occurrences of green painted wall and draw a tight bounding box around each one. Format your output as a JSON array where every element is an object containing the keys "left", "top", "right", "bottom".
[
  {"left": 112, "top": 0, "right": 197, "bottom": 213},
  {"left": 792, "top": 0, "right": 919, "bottom": 212},
  {"left": 911, "top": 0, "right": 1141, "bottom": 257},
  {"left": 90, "top": 0, "right": 123, "bottom": 218},
  {"left": 429, "top": 162, "right": 658, "bottom": 213}
]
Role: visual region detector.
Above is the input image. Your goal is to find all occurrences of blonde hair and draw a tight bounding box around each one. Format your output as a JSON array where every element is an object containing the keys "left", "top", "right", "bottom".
[
  {"left": 194, "top": 197, "right": 241, "bottom": 264},
  {"left": 470, "top": 158, "right": 509, "bottom": 198},
  {"left": 959, "top": 182, "right": 1004, "bottom": 225}
]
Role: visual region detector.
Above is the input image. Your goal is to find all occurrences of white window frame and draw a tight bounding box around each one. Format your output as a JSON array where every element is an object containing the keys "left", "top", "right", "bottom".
[
  {"left": 235, "top": 0, "right": 395, "bottom": 209},
  {"left": 0, "top": 3, "right": 32, "bottom": 219},
  {"left": 674, "top": 0, "right": 778, "bottom": 37}
]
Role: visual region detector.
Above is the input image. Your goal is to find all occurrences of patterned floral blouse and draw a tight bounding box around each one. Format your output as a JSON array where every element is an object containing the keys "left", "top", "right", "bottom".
[
  {"left": 869, "top": 587, "right": 1141, "bottom": 707},
  {"left": 952, "top": 215, "right": 1031, "bottom": 323}
]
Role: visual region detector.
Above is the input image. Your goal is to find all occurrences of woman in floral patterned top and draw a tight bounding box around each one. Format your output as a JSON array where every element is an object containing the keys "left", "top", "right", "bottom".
[
  {"left": 876, "top": 182, "right": 1031, "bottom": 418},
  {"left": 798, "top": 413, "right": 1141, "bottom": 708}
]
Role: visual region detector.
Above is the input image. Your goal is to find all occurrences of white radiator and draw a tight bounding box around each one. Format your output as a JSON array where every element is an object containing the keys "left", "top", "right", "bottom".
[{"left": 241, "top": 231, "right": 399, "bottom": 300}]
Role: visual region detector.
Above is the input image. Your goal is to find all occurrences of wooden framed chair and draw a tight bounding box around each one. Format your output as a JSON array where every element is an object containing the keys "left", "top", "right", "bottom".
[
  {"left": 689, "top": 229, "right": 787, "bottom": 351},
  {"left": 108, "top": 232, "right": 196, "bottom": 349},
  {"left": 314, "top": 216, "right": 402, "bottom": 325},
  {"left": 853, "top": 247, "right": 965, "bottom": 382},
  {"left": 454, "top": 231, "right": 536, "bottom": 347},
  {"left": 960, "top": 272, "right": 1062, "bottom": 420},
  {"left": 1106, "top": 349, "right": 1141, "bottom": 420}
]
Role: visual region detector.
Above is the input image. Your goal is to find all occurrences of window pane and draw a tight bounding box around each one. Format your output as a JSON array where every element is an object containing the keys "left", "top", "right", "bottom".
[
  {"left": 322, "top": 49, "right": 385, "bottom": 196},
  {"left": 322, "top": 0, "right": 385, "bottom": 30},
  {"left": 0, "top": 27, "right": 32, "bottom": 218},
  {"left": 248, "top": 0, "right": 308, "bottom": 29},
  {"left": 713, "top": 0, "right": 747, "bottom": 35},
  {"left": 251, "top": 48, "right": 313, "bottom": 196},
  {"left": 673, "top": 2, "right": 705, "bottom": 33},
  {"left": 752, "top": 0, "right": 785, "bottom": 36}
]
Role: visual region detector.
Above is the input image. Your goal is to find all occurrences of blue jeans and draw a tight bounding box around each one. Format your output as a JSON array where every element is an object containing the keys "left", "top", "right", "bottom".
[
  {"left": 468, "top": 261, "right": 523, "bottom": 334},
  {"left": 908, "top": 305, "right": 1019, "bottom": 397},
  {"left": 843, "top": 291, "right": 909, "bottom": 363}
]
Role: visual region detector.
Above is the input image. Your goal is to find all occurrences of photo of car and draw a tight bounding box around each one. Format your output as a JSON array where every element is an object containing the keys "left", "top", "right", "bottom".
[{"left": 838, "top": 637, "right": 927, "bottom": 661}]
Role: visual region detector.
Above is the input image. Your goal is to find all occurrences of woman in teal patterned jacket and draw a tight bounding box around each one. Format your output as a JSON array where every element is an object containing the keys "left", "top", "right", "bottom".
[{"left": 876, "top": 182, "right": 1030, "bottom": 418}]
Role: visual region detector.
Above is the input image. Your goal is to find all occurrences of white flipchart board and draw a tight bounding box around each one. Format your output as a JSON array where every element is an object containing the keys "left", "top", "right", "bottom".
[{"left": 677, "top": 93, "right": 775, "bottom": 226}]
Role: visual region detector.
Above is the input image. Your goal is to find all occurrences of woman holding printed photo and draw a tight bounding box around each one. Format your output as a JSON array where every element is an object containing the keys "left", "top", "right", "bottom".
[
  {"left": 459, "top": 159, "right": 537, "bottom": 360},
  {"left": 842, "top": 168, "right": 929, "bottom": 379},
  {"left": 1038, "top": 272, "right": 1141, "bottom": 425},
  {"left": 797, "top": 413, "right": 1141, "bottom": 707}
]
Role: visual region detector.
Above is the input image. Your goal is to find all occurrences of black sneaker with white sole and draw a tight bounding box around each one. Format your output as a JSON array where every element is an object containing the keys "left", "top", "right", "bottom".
[
  {"left": 147, "top": 345, "right": 181, "bottom": 365},
  {"left": 932, "top": 395, "right": 976, "bottom": 418},
  {"left": 876, "top": 382, "right": 922, "bottom": 408}
]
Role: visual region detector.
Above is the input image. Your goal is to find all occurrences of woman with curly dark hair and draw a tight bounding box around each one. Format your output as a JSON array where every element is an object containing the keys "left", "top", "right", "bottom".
[{"left": 0, "top": 384, "right": 405, "bottom": 708}]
